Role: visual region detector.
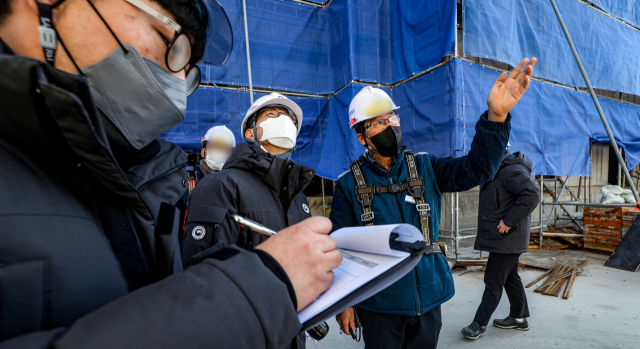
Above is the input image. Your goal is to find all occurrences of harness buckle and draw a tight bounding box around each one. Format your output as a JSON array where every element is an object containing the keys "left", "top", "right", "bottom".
[
  {"left": 355, "top": 184, "right": 374, "bottom": 206},
  {"left": 416, "top": 203, "right": 430, "bottom": 214},
  {"left": 389, "top": 183, "right": 403, "bottom": 193},
  {"left": 406, "top": 177, "right": 425, "bottom": 198},
  {"left": 361, "top": 212, "right": 375, "bottom": 222}
]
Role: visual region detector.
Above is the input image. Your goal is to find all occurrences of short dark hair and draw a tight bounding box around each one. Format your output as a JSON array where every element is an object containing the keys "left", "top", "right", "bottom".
[
  {"left": 154, "top": 0, "right": 207, "bottom": 66},
  {"left": 0, "top": 0, "right": 12, "bottom": 27}
]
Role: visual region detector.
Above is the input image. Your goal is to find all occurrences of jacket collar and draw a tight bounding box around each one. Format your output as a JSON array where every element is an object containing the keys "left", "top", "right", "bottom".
[
  {"left": 225, "top": 142, "right": 315, "bottom": 202},
  {"left": 359, "top": 145, "right": 407, "bottom": 176},
  {"left": 0, "top": 53, "right": 184, "bottom": 212}
]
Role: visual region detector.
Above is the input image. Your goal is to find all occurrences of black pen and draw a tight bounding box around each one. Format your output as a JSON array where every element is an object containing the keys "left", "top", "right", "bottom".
[{"left": 232, "top": 214, "right": 277, "bottom": 237}]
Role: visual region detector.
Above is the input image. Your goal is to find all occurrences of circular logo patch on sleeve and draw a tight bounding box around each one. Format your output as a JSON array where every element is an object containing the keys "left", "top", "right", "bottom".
[
  {"left": 192, "top": 226, "right": 206, "bottom": 240},
  {"left": 302, "top": 203, "right": 310, "bottom": 214}
]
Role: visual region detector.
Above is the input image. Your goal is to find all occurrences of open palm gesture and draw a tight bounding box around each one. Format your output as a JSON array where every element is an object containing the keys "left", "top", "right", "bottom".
[{"left": 487, "top": 57, "right": 537, "bottom": 122}]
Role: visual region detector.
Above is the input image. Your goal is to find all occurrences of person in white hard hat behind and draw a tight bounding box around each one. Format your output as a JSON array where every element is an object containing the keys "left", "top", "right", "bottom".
[
  {"left": 199, "top": 125, "right": 236, "bottom": 177},
  {"left": 182, "top": 92, "right": 315, "bottom": 349},
  {"left": 331, "top": 58, "right": 537, "bottom": 348}
]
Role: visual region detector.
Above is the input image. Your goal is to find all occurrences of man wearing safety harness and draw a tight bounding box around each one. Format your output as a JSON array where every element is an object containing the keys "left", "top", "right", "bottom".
[
  {"left": 331, "top": 58, "right": 537, "bottom": 348},
  {"left": 181, "top": 92, "right": 314, "bottom": 348}
]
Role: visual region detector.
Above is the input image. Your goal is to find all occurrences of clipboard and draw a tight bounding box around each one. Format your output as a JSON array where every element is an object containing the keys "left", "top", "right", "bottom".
[{"left": 301, "top": 241, "right": 436, "bottom": 331}]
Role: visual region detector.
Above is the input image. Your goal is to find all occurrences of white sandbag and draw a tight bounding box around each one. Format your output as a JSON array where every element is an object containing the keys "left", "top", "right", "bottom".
[
  {"left": 621, "top": 193, "right": 636, "bottom": 203},
  {"left": 601, "top": 193, "right": 626, "bottom": 204},
  {"left": 601, "top": 185, "right": 623, "bottom": 198}
]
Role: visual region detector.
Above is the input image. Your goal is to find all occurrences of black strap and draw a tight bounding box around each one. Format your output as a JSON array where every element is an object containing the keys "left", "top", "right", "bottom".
[
  {"left": 100, "top": 201, "right": 153, "bottom": 291},
  {"left": 404, "top": 151, "right": 432, "bottom": 244},
  {"left": 350, "top": 160, "right": 375, "bottom": 226},
  {"left": 350, "top": 152, "right": 436, "bottom": 248},
  {"left": 37, "top": 2, "right": 56, "bottom": 66}
]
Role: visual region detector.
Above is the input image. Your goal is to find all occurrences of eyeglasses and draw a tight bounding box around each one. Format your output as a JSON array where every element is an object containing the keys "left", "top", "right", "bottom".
[
  {"left": 259, "top": 107, "right": 298, "bottom": 126},
  {"left": 363, "top": 114, "right": 400, "bottom": 133},
  {"left": 125, "top": 0, "right": 201, "bottom": 95}
]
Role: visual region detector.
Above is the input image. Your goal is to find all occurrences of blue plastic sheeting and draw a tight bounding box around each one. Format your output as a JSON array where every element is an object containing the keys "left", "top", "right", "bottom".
[
  {"left": 589, "top": 0, "right": 640, "bottom": 28},
  {"left": 163, "top": 63, "right": 461, "bottom": 180},
  {"left": 460, "top": 60, "right": 640, "bottom": 176},
  {"left": 463, "top": 0, "right": 640, "bottom": 98},
  {"left": 201, "top": 0, "right": 454, "bottom": 94},
  {"left": 163, "top": 59, "right": 640, "bottom": 179}
]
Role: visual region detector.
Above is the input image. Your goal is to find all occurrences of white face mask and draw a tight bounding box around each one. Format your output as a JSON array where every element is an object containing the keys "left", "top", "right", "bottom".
[
  {"left": 258, "top": 115, "right": 298, "bottom": 150},
  {"left": 205, "top": 150, "right": 229, "bottom": 171}
]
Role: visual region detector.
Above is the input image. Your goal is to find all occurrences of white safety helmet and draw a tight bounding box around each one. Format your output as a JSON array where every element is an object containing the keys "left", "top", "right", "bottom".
[
  {"left": 348, "top": 86, "right": 399, "bottom": 130},
  {"left": 240, "top": 92, "right": 303, "bottom": 138},
  {"left": 201, "top": 125, "right": 236, "bottom": 148}
]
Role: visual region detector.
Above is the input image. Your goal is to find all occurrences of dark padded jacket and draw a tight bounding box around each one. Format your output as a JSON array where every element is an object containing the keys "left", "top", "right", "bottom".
[
  {"left": 181, "top": 143, "right": 314, "bottom": 349},
  {"left": 182, "top": 143, "right": 315, "bottom": 264},
  {"left": 0, "top": 43, "right": 301, "bottom": 348},
  {"left": 474, "top": 152, "right": 541, "bottom": 254}
]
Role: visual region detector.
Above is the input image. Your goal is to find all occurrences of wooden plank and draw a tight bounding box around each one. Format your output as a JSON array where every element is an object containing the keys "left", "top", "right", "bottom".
[
  {"left": 563, "top": 271, "right": 578, "bottom": 299},
  {"left": 541, "top": 265, "right": 570, "bottom": 295},
  {"left": 605, "top": 215, "right": 640, "bottom": 272},
  {"left": 519, "top": 253, "right": 588, "bottom": 269},
  {"left": 537, "top": 265, "right": 568, "bottom": 293},
  {"left": 526, "top": 265, "right": 557, "bottom": 288}
]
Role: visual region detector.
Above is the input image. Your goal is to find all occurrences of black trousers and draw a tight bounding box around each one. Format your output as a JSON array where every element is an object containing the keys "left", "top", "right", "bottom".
[
  {"left": 359, "top": 306, "right": 441, "bottom": 349},
  {"left": 473, "top": 253, "right": 530, "bottom": 326}
]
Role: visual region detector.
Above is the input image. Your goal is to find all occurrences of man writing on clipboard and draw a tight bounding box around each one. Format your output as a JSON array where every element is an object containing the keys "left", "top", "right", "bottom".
[{"left": 329, "top": 58, "right": 537, "bottom": 349}]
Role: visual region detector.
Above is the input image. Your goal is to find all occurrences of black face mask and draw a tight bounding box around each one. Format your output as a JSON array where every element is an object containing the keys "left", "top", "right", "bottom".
[{"left": 366, "top": 125, "right": 403, "bottom": 157}]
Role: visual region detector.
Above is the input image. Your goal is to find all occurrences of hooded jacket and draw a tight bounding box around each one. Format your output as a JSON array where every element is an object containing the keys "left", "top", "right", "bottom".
[
  {"left": 474, "top": 152, "right": 540, "bottom": 254},
  {"left": 329, "top": 112, "right": 511, "bottom": 316},
  {"left": 0, "top": 40, "right": 301, "bottom": 349}
]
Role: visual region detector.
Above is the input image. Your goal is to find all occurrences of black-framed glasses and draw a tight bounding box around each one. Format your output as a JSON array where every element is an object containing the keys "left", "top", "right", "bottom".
[
  {"left": 125, "top": 0, "right": 201, "bottom": 95},
  {"left": 363, "top": 114, "right": 400, "bottom": 133},
  {"left": 259, "top": 107, "right": 298, "bottom": 126}
]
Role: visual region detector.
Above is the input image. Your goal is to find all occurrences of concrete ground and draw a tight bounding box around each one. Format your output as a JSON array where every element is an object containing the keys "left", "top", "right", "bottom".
[{"left": 307, "top": 251, "right": 640, "bottom": 349}]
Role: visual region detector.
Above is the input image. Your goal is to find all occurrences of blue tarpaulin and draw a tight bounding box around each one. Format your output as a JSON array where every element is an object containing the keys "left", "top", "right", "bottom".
[
  {"left": 589, "top": 0, "right": 640, "bottom": 28},
  {"left": 164, "top": 59, "right": 640, "bottom": 180},
  {"left": 461, "top": 59, "right": 640, "bottom": 176},
  {"left": 162, "top": 0, "right": 640, "bottom": 180},
  {"left": 202, "top": 0, "right": 455, "bottom": 94},
  {"left": 463, "top": 0, "right": 640, "bottom": 98}
]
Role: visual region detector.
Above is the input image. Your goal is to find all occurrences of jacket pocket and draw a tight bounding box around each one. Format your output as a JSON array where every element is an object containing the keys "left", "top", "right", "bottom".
[
  {"left": 0, "top": 259, "right": 48, "bottom": 341},
  {"left": 481, "top": 213, "right": 503, "bottom": 241}
]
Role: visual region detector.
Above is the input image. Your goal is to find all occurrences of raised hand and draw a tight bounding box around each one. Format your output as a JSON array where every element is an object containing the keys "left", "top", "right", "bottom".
[{"left": 487, "top": 57, "right": 537, "bottom": 122}]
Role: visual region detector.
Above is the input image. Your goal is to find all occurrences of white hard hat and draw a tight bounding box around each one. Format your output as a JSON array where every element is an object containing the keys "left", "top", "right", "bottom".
[
  {"left": 348, "top": 86, "right": 399, "bottom": 130},
  {"left": 202, "top": 125, "right": 236, "bottom": 147},
  {"left": 240, "top": 92, "right": 303, "bottom": 138}
]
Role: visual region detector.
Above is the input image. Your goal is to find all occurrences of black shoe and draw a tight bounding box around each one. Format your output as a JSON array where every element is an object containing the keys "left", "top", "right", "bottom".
[
  {"left": 493, "top": 316, "right": 529, "bottom": 331},
  {"left": 461, "top": 322, "right": 486, "bottom": 340}
]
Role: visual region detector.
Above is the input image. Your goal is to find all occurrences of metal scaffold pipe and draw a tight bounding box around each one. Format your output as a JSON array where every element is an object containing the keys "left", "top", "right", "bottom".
[
  {"left": 550, "top": 0, "right": 640, "bottom": 207},
  {"left": 242, "top": 0, "right": 254, "bottom": 104}
]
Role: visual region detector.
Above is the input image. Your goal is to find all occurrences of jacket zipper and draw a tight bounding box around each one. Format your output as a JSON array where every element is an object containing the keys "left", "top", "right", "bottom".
[
  {"left": 388, "top": 177, "right": 422, "bottom": 316},
  {"left": 138, "top": 163, "right": 186, "bottom": 191}
]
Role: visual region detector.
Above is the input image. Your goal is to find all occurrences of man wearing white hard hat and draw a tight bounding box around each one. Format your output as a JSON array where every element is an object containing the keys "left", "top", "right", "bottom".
[
  {"left": 182, "top": 92, "right": 314, "bottom": 349},
  {"left": 331, "top": 58, "right": 537, "bottom": 348},
  {"left": 199, "top": 125, "right": 236, "bottom": 177}
]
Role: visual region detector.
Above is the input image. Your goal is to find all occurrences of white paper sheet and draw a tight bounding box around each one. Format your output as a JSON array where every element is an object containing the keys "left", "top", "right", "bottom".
[
  {"left": 297, "top": 249, "right": 406, "bottom": 323},
  {"left": 330, "top": 223, "right": 423, "bottom": 257}
]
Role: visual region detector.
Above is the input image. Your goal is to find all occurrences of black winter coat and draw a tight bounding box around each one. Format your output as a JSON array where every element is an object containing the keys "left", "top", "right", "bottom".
[
  {"left": 182, "top": 143, "right": 315, "bottom": 264},
  {"left": 0, "top": 41, "right": 301, "bottom": 348},
  {"left": 182, "top": 143, "right": 314, "bottom": 349},
  {"left": 474, "top": 152, "right": 541, "bottom": 254}
]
